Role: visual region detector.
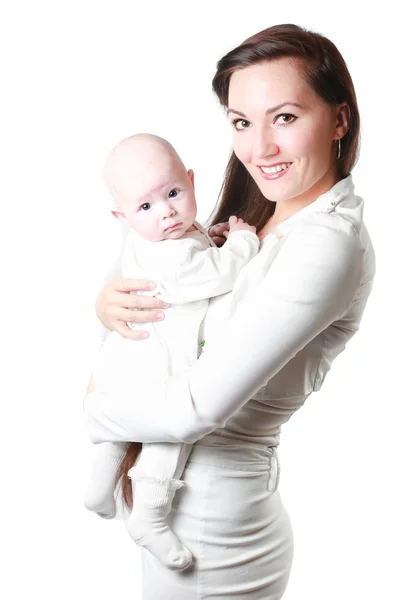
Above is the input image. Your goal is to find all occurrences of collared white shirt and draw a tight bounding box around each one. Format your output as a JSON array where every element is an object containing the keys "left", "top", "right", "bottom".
[{"left": 85, "top": 175, "right": 376, "bottom": 447}]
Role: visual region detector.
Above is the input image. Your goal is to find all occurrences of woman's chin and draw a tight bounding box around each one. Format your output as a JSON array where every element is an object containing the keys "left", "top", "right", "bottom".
[{"left": 258, "top": 182, "right": 295, "bottom": 204}]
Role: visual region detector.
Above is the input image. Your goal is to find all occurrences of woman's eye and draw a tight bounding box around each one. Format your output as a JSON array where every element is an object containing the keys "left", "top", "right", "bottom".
[
  {"left": 275, "top": 113, "right": 297, "bottom": 126},
  {"left": 232, "top": 119, "right": 251, "bottom": 131},
  {"left": 169, "top": 189, "right": 179, "bottom": 198},
  {"left": 141, "top": 203, "right": 151, "bottom": 211}
]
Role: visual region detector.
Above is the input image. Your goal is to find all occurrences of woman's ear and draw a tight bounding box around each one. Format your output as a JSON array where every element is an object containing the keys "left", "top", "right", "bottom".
[
  {"left": 187, "top": 169, "right": 195, "bottom": 189},
  {"left": 334, "top": 102, "right": 350, "bottom": 141}
]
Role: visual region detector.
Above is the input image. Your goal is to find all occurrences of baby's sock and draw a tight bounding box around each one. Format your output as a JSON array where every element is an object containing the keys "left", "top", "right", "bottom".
[
  {"left": 84, "top": 443, "right": 127, "bottom": 519},
  {"left": 127, "top": 468, "right": 193, "bottom": 571}
]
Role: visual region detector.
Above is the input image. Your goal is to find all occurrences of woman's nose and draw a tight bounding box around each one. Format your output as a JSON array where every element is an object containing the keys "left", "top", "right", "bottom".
[{"left": 253, "top": 129, "right": 279, "bottom": 160}]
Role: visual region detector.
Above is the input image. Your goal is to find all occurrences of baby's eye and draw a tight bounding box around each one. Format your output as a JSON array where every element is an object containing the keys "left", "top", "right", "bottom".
[
  {"left": 169, "top": 189, "right": 179, "bottom": 198},
  {"left": 141, "top": 203, "right": 151, "bottom": 211}
]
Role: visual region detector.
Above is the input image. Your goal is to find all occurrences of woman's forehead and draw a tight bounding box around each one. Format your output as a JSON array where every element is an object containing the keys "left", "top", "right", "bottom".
[{"left": 228, "top": 58, "right": 315, "bottom": 110}]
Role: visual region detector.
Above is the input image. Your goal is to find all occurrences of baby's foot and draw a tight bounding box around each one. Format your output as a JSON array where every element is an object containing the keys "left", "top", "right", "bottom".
[
  {"left": 84, "top": 483, "right": 116, "bottom": 519},
  {"left": 127, "top": 472, "right": 192, "bottom": 571},
  {"left": 84, "top": 443, "right": 128, "bottom": 519}
]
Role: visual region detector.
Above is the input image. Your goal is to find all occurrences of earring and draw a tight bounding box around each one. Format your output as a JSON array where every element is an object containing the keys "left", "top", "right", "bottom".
[{"left": 337, "top": 138, "right": 341, "bottom": 160}]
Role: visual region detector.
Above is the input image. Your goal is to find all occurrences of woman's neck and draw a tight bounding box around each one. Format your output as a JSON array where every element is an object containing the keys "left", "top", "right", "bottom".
[{"left": 259, "top": 167, "right": 340, "bottom": 240}]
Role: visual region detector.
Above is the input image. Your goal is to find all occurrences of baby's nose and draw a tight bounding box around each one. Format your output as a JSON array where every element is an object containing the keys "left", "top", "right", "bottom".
[{"left": 162, "top": 203, "right": 176, "bottom": 217}]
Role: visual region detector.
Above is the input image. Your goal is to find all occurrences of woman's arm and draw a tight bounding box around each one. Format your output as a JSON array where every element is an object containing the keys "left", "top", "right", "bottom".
[{"left": 85, "top": 215, "right": 364, "bottom": 444}]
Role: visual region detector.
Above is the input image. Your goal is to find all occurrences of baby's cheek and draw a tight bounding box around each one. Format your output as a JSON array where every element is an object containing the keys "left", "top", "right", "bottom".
[{"left": 137, "top": 216, "right": 162, "bottom": 242}]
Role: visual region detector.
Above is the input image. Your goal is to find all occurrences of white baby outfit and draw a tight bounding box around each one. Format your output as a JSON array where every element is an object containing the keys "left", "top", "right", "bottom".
[
  {"left": 85, "top": 221, "right": 259, "bottom": 569},
  {"left": 85, "top": 176, "right": 376, "bottom": 599}
]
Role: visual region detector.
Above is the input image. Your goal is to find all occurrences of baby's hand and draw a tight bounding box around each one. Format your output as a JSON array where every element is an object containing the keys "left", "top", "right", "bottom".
[
  {"left": 208, "top": 222, "right": 230, "bottom": 247},
  {"left": 227, "top": 215, "right": 256, "bottom": 236}
]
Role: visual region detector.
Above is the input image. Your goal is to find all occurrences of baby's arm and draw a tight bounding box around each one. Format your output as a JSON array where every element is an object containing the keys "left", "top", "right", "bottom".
[{"left": 158, "top": 216, "right": 259, "bottom": 303}]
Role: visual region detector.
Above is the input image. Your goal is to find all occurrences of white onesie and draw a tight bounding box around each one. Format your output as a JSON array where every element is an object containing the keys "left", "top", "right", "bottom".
[{"left": 88, "top": 221, "right": 260, "bottom": 516}]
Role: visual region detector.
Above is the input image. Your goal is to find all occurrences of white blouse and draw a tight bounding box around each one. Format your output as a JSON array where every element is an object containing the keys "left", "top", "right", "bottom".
[{"left": 84, "top": 175, "right": 376, "bottom": 448}]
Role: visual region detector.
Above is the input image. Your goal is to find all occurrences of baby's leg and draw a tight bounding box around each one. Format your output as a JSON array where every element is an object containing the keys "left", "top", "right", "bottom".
[
  {"left": 127, "top": 442, "right": 193, "bottom": 571},
  {"left": 84, "top": 442, "right": 128, "bottom": 519}
]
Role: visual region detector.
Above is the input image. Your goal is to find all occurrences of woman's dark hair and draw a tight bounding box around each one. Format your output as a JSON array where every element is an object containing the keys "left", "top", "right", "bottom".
[
  {"left": 116, "top": 442, "right": 142, "bottom": 509},
  {"left": 210, "top": 23, "right": 360, "bottom": 230}
]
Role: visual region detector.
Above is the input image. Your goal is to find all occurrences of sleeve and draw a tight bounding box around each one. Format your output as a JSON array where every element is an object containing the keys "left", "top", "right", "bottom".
[
  {"left": 84, "top": 217, "right": 364, "bottom": 444},
  {"left": 155, "top": 230, "right": 260, "bottom": 303}
]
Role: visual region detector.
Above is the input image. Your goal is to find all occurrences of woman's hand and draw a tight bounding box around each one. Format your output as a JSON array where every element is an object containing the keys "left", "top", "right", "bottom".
[
  {"left": 208, "top": 222, "right": 230, "bottom": 247},
  {"left": 96, "top": 274, "right": 170, "bottom": 341}
]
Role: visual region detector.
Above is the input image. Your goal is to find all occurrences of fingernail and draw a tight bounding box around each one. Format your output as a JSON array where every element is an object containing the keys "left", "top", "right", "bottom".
[
  {"left": 139, "top": 331, "right": 149, "bottom": 339},
  {"left": 156, "top": 312, "right": 165, "bottom": 320},
  {"left": 147, "top": 282, "right": 156, "bottom": 289},
  {"left": 162, "top": 303, "right": 171, "bottom": 308}
]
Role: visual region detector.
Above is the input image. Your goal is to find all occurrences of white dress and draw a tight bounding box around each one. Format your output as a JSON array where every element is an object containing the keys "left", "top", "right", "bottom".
[{"left": 85, "top": 176, "right": 376, "bottom": 599}]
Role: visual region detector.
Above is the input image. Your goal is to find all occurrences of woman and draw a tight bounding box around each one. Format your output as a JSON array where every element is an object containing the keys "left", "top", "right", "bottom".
[{"left": 85, "top": 24, "right": 375, "bottom": 599}]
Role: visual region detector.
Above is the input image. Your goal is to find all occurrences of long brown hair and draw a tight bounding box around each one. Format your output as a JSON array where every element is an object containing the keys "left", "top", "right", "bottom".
[
  {"left": 209, "top": 23, "right": 360, "bottom": 230},
  {"left": 116, "top": 442, "right": 142, "bottom": 509}
]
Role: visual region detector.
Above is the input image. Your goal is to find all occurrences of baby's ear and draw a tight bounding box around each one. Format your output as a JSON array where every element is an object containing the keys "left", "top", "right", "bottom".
[
  {"left": 111, "top": 210, "right": 127, "bottom": 221},
  {"left": 187, "top": 169, "right": 195, "bottom": 188}
]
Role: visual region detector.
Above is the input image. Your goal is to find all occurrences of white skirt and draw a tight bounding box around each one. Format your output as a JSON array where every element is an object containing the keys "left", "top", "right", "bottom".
[{"left": 138, "top": 436, "right": 294, "bottom": 599}]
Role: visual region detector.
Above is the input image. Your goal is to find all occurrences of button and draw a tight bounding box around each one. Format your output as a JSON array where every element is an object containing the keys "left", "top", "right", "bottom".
[{"left": 330, "top": 201, "right": 336, "bottom": 205}]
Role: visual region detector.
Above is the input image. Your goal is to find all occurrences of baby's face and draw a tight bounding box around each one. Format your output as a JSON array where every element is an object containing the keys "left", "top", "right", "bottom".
[{"left": 117, "top": 162, "right": 197, "bottom": 242}]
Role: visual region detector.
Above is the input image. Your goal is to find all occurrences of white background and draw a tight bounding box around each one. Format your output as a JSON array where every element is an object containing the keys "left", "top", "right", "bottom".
[{"left": 2, "top": 1, "right": 399, "bottom": 598}]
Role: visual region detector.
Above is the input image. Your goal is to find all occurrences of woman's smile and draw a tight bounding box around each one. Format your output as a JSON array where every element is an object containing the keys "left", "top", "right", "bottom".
[{"left": 257, "top": 162, "right": 292, "bottom": 180}]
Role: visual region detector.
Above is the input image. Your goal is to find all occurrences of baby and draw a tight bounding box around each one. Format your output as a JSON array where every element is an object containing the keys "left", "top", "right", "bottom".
[{"left": 84, "top": 133, "right": 260, "bottom": 571}]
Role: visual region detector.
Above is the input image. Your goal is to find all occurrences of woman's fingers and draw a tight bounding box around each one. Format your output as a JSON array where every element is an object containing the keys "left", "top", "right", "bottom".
[
  {"left": 96, "top": 274, "right": 170, "bottom": 335},
  {"left": 121, "top": 292, "right": 169, "bottom": 310},
  {"left": 113, "top": 321, "right": 150, "bottom": 341},
  {"left": 108, "top": 306, "right": 165, "bottom": 323},
  {"left": 103, "top": 290, "right": 168, "bottom": 323},
  {"left": 113, "top": 277, "right": 156, "bottom": 293}
]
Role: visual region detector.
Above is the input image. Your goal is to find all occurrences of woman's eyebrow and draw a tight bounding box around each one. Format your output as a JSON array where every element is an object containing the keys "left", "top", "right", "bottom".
[
  {"left": 227, "top": 108, "right": 247, "bottom": 117},
  {"left": 227, "top": 102, "right": 303, "bottom": 118},
  {"left": 265, "top": 102, "right": 303, "bottom": 114}
]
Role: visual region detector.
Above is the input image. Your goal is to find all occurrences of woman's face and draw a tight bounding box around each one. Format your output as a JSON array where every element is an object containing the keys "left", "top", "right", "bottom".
[{"left": 228, "top": 58, "right": 347, "bottom": 206}]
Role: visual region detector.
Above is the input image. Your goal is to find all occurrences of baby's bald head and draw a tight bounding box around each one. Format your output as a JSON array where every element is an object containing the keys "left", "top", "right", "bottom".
[
  {"left": 104, "top": 134, "right": 188, "bottom": 206},
  {"left": 103, "top": 133, "right": 197, "bottom": 241}
]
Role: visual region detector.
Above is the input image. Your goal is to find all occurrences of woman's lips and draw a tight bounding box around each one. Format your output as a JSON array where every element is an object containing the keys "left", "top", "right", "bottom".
[{"left": 257, "top": 163, "right": 292, "bottom": 180}]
